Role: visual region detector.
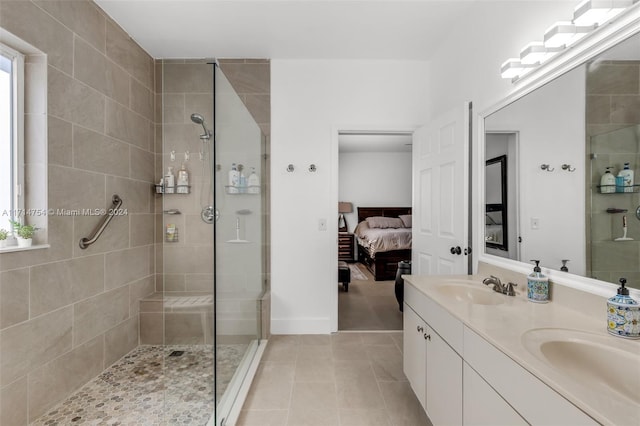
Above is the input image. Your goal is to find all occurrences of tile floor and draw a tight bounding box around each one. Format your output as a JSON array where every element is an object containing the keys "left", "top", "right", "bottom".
[{"left": 237, "top": 332, "right": 432, "bottom": 426}]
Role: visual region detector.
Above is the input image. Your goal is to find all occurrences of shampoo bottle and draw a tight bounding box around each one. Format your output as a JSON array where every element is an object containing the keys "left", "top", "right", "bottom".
[
  {"left": 618, "top": 162, "right": 634, "bottom": 193},
  {"left": 228, "top": 163, "right": 239, "bottom": 194},
  {"left": 607, "top": 278, "right": 639, "bottom": 339},
  {"left": 600, "top": 167, "right": 616, "bottom": 193},
  {"left": 165, "top": 166, "right": 175, "bottom": 194},
  {"left": 527, "top": 260, "right": 549, "bottom": 303},
  {"left": 248, "top": 167, "right": 260, "bottom": 193},
  {"left": 177, "top": 163, "right": 189, "bottom": 193}
]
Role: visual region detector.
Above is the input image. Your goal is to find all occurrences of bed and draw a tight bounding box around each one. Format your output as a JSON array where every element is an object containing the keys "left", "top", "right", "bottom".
[{"left": 355, "top": 207, "right": 412, "bottom": 281}]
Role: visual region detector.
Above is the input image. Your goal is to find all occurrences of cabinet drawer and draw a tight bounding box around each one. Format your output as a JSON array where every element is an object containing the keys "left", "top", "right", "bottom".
[{"left": 463, "top": 326, "right": 597, "bottom": 426}]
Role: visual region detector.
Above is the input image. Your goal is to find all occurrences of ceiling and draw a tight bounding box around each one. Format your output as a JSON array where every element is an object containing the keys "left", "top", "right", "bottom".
[
  {"left": 339, "top": 133, "right": 412, "bottom": 153},
  {"left": 95, "top": 0, "right": 478, "bottom": 60}
]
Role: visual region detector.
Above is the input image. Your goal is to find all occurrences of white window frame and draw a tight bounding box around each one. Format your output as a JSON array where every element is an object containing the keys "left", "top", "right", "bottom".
[{"left": 0, "top": 41, "right": 25, "bottom": 233}]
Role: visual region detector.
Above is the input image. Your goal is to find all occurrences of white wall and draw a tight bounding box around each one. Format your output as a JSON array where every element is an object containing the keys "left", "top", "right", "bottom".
[
  {"left": 339, "top": 152, "right": 412, "bottom": 233},
  {"left": 271, "top": 60, "right": 430, "bottom": 333}
]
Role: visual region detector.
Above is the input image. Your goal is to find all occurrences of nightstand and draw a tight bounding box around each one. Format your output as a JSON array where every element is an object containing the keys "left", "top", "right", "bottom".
[{"left": 338, "top": 232, "right": 354, "bottom": 262}]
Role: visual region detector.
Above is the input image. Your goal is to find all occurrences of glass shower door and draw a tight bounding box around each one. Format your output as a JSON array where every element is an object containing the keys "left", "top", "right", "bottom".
[{"left": 213, "top": 65, "right": 265, "bottom": 424}]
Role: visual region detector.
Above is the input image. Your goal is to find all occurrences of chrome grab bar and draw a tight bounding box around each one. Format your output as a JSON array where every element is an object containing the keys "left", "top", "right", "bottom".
[{"left": 79, "top": 194, "right": 122, "bottom": 249}]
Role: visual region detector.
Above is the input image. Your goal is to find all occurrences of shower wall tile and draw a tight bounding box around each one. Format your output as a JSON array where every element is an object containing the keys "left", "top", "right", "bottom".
[
  {"left": 245, "top": 93, "right": 271, "bottom": 125},
  {"left": 49, "top": 165, "right": 106, "bottom": 212},
  {"left": 0, "top": 376, "right": 27, "bottom": 426},
  {"left": 185, "top": 214, "right": 213, "bottom": 245},
  {"left": 163, "top": 274, "right": 186, "bottom": 291},
  {"left": 0, "top": 0, "right": 73, "bottom": 74},
  {"left": 33, "top": 0, "right": 106, "bottom": 53},
  {"left": 48, "top": 66, "right": 105, "bottom": 133},
  {"left": 140, "top": 312, "right": 163, "bottom": 345},
  {"left": 105, "top": 246, "right": 151, "bottom": 290},
  {"left": 28, "top": 336, "right": 104, "bottom": 420},
  {"left": 104, "top": 316, "right": 139, "bottom": 366},
  {"left": 73, "top": 286, "right": 129, "bottom": 346},
  {"left": 0, "top": 268, "right": 30, "bottom": 329},
  {"left": 47, "top": 116, "right": 73, "bottom": 167},
  {"left": 72, "top": 213, "right": 130, "bottom": 258},
  {"left": 217, "top": 62, "right": 270, "bottom": 94},
  {"left": 0, "top": 306, "right": 73, "bottom": 387},
  {"left": 184, "top": 93, "right": 213, "bottom": 123},
  {"left": 130, "top": 146, "right": 155, "bottom": 182},
  {"left": 164, "top": 312, "right": 205, "bottom": 345},
  {"left": 105, "top": 99, "right": 150, "bottom": 149},
  {"left": 130, "top": 213, "right": 155, "bottom": 247},
  {"left": 73, "top": 126, "right": 131, "bottom": 177},
  {"left": 74, "top": 37, "right": 129, "bottom": 106},
  {"left": 129, "top": 275, "right": 155, "bottom": 316},
  {"left": 162, "top": 63, "right": 213, "bottom": 93},
  {"left": 30, "top": 255, "right": 105, "bottom": 317},
  {"left": 106, "top": 175, "right": 151, "bottom": 214},
  {"left": 185, "top": 273, "right": 214, "bottom": 292},
  {"left": 105, "top": 20, "right": 152, "bottom": 89},
  {"left": 130, "top": 77, "right": 154, "bottom": 121},
  {"left": 610, "top": 95, "right": 640, "bottom": 124},
  {"left": 587, "top": 63, "right": 639, "bottom": 95}
]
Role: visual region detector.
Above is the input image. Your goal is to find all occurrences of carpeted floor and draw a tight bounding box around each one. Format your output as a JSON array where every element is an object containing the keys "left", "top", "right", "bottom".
[{"left": 338, "top": 263, "right": 403, "bottom": 331}]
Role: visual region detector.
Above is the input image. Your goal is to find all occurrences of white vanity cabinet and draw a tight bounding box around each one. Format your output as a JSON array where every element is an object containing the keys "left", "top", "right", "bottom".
[{"left": 404, "top": 284, "right": 463, "bottom": 426}]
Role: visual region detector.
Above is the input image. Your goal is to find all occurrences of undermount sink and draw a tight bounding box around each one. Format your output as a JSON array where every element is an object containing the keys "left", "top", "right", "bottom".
[
  {"left": 522, "top": 328, "right": 640, "bottom": 405},
  {"left": 436, "top": 282, "right": 505, "bottom": 305}
]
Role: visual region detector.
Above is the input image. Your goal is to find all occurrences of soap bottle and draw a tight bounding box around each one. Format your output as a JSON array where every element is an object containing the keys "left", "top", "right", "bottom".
[
  {"left": 165, "top": 166, "right": 175, "bottom": 194},
  {"left": 600, "top": 167, "right": 616, "bottom": 193},
  {"left": 527, "top": 260, "right": 549, "bottom": 303},
  {"left": 607, "top": 278, "right": 639, "bottom": 339},
  {"left": 247, "top": 167, "right": 260, "bottom": 193},
  {"left": 618, "top": 162, "right": 634, "bottom": 193},
  {"left": 228, "top": 163, "right": 239, "bottom": 194},
  {"left": 177, "top": 163, "right": 189, "bottom": 194}
]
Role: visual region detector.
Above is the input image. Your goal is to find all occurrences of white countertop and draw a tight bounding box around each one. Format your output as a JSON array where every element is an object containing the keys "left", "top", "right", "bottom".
[{"left": 404, "top": 274, "right": 640, "bottom": 426}]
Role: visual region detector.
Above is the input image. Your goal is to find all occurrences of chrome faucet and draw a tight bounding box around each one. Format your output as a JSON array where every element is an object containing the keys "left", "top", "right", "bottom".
[
  {"left": 482, "top": 275, "right": 518, "bottom": 296},
  {"left": 483, "top": 275, "right": 505, "bottom": 293}
]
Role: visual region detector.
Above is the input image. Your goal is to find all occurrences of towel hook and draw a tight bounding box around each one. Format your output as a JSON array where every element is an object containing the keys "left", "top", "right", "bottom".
[
  {"left": 561, "top": 164, "right": 576, "bottom": 172},
  {"left": 540, "top": 164, "right": 554, "bottom": 172},
  {"left": 309, "top": 164, "right": 317, "bottom": 172},
  {"left": 286, "top": 164, "right": 295, "bottom": 172}
]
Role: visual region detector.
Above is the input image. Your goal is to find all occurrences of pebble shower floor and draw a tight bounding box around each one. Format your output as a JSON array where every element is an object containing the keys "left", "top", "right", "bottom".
[{"left": 33, "top": 344, "right": 248, "bottom": 426}]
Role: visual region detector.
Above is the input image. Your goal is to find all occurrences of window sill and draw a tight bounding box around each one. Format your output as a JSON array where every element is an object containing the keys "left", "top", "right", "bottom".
[{"left": 0, "top": 244, "right": 49, "bottom": 254}]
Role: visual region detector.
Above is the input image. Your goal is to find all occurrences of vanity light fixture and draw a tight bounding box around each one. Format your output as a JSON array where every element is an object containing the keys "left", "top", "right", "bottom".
[
  {"left": 543, "top": 21, "right": 594, "bottom": 48},
  {"left": 520, "top": 42, "right": 563, "bottom": 65},
  {"left": 500, "top": 59, "right": 536, "bottom": 79},
  {"left": 573, "top": 0, "right": 634, "bottom": 26}
]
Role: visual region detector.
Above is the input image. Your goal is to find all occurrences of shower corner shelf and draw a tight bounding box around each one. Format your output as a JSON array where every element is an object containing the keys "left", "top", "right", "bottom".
[
  {"left": 596, "top": 184, "right": 640, "bottom": 194},
  {"left": 224, "top": 185, "right": 260, "bottom": 195},
  {"left": 154, "top": 184, "right": 191, "bottom": 195}
]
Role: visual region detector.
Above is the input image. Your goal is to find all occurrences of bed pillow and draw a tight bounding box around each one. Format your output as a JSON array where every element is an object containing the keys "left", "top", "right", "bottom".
[
  {"left": 366, "top": 216, "right": 404, "bottom": 229},
  {"left": 399, "top": 214, "right": 412, "bottom": 228}
]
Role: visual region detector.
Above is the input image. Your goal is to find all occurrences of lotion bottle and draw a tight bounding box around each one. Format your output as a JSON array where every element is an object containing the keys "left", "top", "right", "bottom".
[
  {"left": 600, "top": 167, "right": 616, "bottom": 193},
  {"left": 165, "top": 166, "right": 175, "bottom": 194},
  {"left": 177, "top": 163, "right": 189, "bottom": 193},
  {"left": 527, "top": 260, "right": 549, "bottom": 303},
  {"left": 618, "top": 162, "right": 634, "bottom": 193},
  {"left": 607, "top": 278, "right": 639, "bottom": 339}
]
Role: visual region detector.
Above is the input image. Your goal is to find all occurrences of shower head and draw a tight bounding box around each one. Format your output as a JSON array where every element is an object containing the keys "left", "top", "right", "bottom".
[{"left": 190, "top": 113, "right": 212, "bottom": 140}]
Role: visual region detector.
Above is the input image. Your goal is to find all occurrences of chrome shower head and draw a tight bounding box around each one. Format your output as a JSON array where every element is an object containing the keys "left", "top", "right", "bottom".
[{"left": 190, "top": 113, "right": 211, "bottom": 140}]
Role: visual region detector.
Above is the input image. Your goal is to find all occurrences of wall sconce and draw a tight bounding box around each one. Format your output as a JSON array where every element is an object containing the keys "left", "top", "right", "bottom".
[{"left": 338, "top": 201, "right": 353, "bottom": 232}]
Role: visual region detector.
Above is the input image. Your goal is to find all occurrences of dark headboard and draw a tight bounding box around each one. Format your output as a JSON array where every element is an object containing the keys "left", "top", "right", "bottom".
[{"left": 357, "top": 207, "right": 412, "bottom": 223}]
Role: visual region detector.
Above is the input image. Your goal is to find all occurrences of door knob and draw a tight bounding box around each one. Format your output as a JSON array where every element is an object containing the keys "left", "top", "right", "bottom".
[{"left": 450, "top": 246, "right": 462, "bottom": 255}]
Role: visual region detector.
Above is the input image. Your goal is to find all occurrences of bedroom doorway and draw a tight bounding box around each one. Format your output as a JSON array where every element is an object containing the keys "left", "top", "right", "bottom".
[{"left": 337, "top": 131, "right": 413, "bottom": 331}]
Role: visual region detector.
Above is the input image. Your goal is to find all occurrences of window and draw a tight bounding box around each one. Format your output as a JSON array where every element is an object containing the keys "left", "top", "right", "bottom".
[{"left": 0, "top": 42, "right": 24, "bottom": 234}]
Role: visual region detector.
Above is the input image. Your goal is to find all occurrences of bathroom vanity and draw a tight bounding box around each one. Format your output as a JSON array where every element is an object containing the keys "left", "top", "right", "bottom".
[{"left": 403, "top": 271, "right": 639, "bottom": 426}]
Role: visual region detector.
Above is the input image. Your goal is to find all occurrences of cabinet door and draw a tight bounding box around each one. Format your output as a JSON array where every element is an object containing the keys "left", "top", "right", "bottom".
[
  {"left": 425, "top": 326, "right": 463, "bottom": 426},
  {"left": 463, "top": 363, "right": 527, "bottom": 426},
  {"left": 403, "top": 303, "right": 427, "bottom": 409}
]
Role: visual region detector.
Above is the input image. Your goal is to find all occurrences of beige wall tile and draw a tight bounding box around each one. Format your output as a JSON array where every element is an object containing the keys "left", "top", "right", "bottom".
[
  {"left": 139, "top": 312, "right": 163, "bottom": 345},
  {"left": 49, "top": 165, "right": 105, "bottom": 211},
  {"left": 73, "top": 126, "right": 130, "bottom": 177},
  {"left": 162, "top": 93, "right": 185, "bottom": 124},
  {"left": 0, "top": 1, "right": 73, "bottom": 74},
  {"left": 28, "top": 336, "right": 104, "bottom": 421},
  {"left": 130, "top": 77, "right": 154, "bottom": 121},
  {"left": 105, "top": 20, "right": 152, "bottom": 89},
  {"left": 163, "top": 245, "right": 214, "bottom": 274},
  {"left": 72, "top": 212, "right": 130, "bottom": 257},
  {"left": 74, "top": 37, "right": 129, "bottom": 105},
  {"left": 105, "top": 99, "right": 150, "bottom": 149},
  {"left": 73, "top": 286, "right": 129, "bottom": 346},
  {"left": 129, "top": 275, "right": 155, "bottom": 316},
  {"left": 0, "top": 268, "right": 29, "bottom": 329},
  {"left": 47, "top": 116, "right": 73, "bottom": 167},
  {"left": 245, "top": 94, "right": 270, "bottom": 125},
  {"left": 0, "top": 376, "right": 27, "bottom": 426},
  {"left": 162, "top": 63, "right": 212, "bottom": 93},
  {"left": 30, "top": 255, "right": 104, "bottom": 317},
  {"left": 185, "top": 273, "right": 213, "bottom": 292},
  {"left": 587, "top": 64, "right": 639, "bottom": 95},
  {"left": 105, "top": 176, "right": 151, "bottom": 214},
  {"left": 130, "top": 147, "right": 155, "bottom": 183},
  {"left": 34, "top": 0, "right": 106, "bottom": 53},
  {"left": 130, "top": 213, "right": 155, "bottom": 247},
  {"left": 184, "top": 93, "right": 212, "bottom": 124},
  {"left": 163, "top": 274, "right": 186, "bottom": 291},
  {"left": 218, "top": 62, "right": 270, "bottom": 94},
  {"left": 0, "top": 306, "right": 73, "bottom": 386},
  {"left": 105, "top": 246, "right": 151, "bottom": 290},
  {"left": 610, "top": 95, "right": 640, "bottom": 124},
  {"left": 164, "top": 312, "right": 204, "bottom": 344},
  {"left": 104, "top": 316, "right": 138, "bottom": 366},
  {"left": 184, "top": 214, "right": 213, "bottom": 244},
  {"left": 48, "top": 66, "right": 105, "bottom": 133}
]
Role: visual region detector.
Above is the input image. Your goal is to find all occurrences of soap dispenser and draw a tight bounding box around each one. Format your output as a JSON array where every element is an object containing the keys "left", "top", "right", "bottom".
[
  {"left": 527, "top": 260, "right": 549, "bottom": 303},
  {"left": 607, "top": 278, "right": 640, "bottom": 339}
]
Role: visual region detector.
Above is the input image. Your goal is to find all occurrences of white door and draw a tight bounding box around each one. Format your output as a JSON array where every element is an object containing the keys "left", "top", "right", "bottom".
[{"left": 412, "top": 103, "right": 470, "bottom": 275}]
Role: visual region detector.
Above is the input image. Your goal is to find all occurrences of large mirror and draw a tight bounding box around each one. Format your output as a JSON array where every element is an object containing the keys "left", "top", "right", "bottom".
[{"left": 484, "top": 26, "right": 640, "bottom": 290}]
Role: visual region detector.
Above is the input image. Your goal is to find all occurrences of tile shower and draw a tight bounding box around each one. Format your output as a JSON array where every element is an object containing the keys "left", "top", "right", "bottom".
[{"left": 0, "top": 1, "right": 269, "bottom": 424}]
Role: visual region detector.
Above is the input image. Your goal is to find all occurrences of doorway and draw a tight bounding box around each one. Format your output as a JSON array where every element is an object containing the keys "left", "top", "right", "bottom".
[{"left": 337, "top": 131, "right": 413, "bottom": 331}]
